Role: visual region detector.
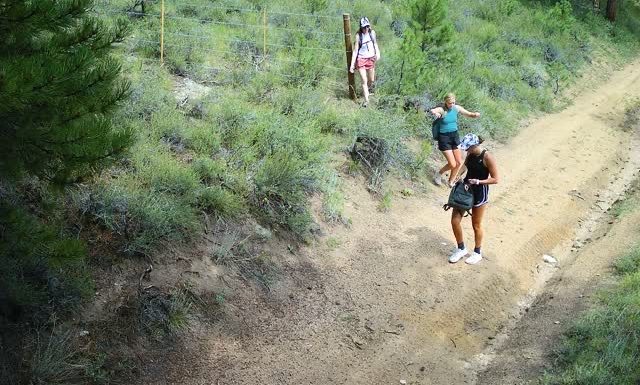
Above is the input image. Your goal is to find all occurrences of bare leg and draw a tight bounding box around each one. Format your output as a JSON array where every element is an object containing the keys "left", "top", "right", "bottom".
[
  {"left": 451, "top": 209, "right": 464, "bottom": 245},
  {"left": 367, "top": 67, "right": 376, "bottom": 91},
  {"left": 439, "top": 150, "right": 457, "bottom": 176},
  {"left": 357, "top": 67, "right": 369, "bottom": 103},
  {"left": 448, "top": 148, "right": 464, "bottom": 185},
  {"left": 471, "top": 204, "right": 487, "bottom": 250}
]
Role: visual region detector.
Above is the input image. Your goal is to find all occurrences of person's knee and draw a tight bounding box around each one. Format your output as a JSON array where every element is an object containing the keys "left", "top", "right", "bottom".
[
  {"left": 448, "top": 159, "right": 458, "bottom": 168},
  {"left": 472, "top": 221, "right": 482, "bottom": 232}
]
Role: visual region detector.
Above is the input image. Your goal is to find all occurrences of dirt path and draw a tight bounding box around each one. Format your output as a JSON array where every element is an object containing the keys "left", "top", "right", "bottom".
[
  {"left": 146, "top": 60, "right": 640, "bottom": 385},
  {"left": 476, "top": 181, "right": 640, "bottom": 384}
]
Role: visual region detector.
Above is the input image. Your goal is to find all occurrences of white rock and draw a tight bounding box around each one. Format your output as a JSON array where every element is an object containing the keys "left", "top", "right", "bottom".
[
  {"left": 400, "top": 380, "right": 407, "bottom": 385},
  {"left": 543, "top": 254, "right": 557, "bottom": 264},
  {"left": 79, "top": 330, "right": 89, "bottom": 337}
]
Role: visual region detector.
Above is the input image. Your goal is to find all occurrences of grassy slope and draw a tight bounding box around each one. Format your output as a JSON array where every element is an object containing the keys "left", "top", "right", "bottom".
[
  {"left": 85, "top": 0, "right": 640, "bottom": 255},
  {"left": 542, "top": 203, "right": 640, "bottom": 384},
  {"left": 5, "top": 0, "right": 640, "bottom": 383}
]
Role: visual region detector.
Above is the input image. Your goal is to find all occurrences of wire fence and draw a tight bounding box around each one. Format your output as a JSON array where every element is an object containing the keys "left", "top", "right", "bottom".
[{"left": 93, "top": 0, "right": 353, "bottom": 84}]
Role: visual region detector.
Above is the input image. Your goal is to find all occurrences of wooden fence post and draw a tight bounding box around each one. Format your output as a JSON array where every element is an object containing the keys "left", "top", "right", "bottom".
[
  {"left": 160, "top": 0, "right": 165, "bottom": 65},
  {"left": 343, "top": 14, "right": 356, "bottom": 101}
]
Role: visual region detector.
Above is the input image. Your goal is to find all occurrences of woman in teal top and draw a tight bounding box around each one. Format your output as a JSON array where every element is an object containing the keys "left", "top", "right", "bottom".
[{"left": 429, "top": 93, "right": 481, "bottom": 187}]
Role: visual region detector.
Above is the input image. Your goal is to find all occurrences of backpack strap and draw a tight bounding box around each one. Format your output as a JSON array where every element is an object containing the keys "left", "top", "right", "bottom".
[
  {"left": 357, "top": 30, "right": 377, "bottom": 56},
  {"left": 443, "top": 204, "right": 472, "bottom": 217}
]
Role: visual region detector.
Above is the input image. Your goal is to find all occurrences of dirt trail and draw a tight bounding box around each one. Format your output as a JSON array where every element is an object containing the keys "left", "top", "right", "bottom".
[
  {"left": 148, "top": 61, "right": 640, "bottom": 385},
  {"left": 476, "top": 182, "right": 640, "bottom": 384}
]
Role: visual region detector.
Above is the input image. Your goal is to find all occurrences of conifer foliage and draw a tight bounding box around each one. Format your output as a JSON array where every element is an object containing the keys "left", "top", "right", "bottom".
[
  {"left": 395, "top": 0, "right": 459, "bottom": 94},
  {"left": 0, "top": 0, "right": 131, "bottom": 183}
]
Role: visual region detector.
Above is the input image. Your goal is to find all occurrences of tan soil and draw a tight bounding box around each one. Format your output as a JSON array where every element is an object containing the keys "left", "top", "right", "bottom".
[
  {"left": 476, "top": 183, "right": 640, "bottom": 384},
  {"left": 140, "top": 60, "right": 640, "bottom": 385}
]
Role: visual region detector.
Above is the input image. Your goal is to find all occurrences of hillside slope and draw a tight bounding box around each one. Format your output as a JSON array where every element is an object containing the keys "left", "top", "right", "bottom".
[{"left": 133, "top": 59, "right": 640, "bottom": 385}]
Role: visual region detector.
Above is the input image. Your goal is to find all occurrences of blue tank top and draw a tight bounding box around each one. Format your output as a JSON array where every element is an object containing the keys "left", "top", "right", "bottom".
[{"left": 439, "top": 106, "right": 458, "bottom": 133}]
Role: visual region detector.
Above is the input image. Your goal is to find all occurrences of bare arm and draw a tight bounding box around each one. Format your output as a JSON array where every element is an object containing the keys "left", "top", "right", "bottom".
[
  {"left": 373, "top": 31, "right": 380, "bottom": 61},
  {"left": 350, "top": 38, "right": 360, "bottom": 72},
  {"left": 456, "top": 105, "right": 481, "bottom": 118},
  {"left": 429, "top": 106, "right": 445, "bottom": 118}
]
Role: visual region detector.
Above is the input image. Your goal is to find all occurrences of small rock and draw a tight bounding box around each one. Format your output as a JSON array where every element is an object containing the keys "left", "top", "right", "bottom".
[
  {"left": 400, "top": 380, "right": 407, "bottom": 385},
  {"left": 554, "top": 321, "right": 560, "bottom": 324},
  {"left": 79, "top": 330, "right": 89, "bottom": 337},
  {"left": 254, "top": 224, "right": 272, "bottom": 240},
  {"left": 543, "top": 254, "right": 557, "bottom": 264}
]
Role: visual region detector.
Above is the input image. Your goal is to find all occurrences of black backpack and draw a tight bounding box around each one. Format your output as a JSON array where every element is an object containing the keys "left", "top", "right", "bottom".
[
  {"left": 443, "top": 155, "right": 474, "bottom": 216},
  {"left": 431, "top": 117, "right": 441, "bottom": 141},
  {"left": 443, "top": 181, "right": 474, "bottom": 216}
]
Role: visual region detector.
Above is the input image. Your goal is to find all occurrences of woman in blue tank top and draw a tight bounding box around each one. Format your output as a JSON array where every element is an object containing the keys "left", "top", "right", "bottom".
[{"left": 429, "top": 93, "right": 481, "bottom": 187}]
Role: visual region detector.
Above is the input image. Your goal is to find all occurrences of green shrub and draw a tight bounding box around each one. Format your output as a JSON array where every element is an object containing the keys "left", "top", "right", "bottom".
[
  {"left": 542, "top": 245, "right": 640, "bottom": 384},
  {"left": 192, "top": 156, "right": 226, "bottom": 184},
  {"left": 85, "top": 181, "right": 199, "bottom": 254},
  {"left": 253, "top": 150, "right": 315, "bottom": 236},
  {"left": 138, "top": 287, "right": 193, "bottom": 341},
  {"left": 135, "top": 148, "right": 200, "bottom": 197},
  {"left": 29, "top": 331, "right": 84, "bottom": 385},
  {"left": 615, "top": 248, "right": 640, "bottom": 275},
  {"left": 321, "top": 172, "right": 346, "bottom": 223},
  {"left": 184, "top": 122, "right": 222, "bottom": 155},
  {"left": 196, "top": 186, "right": 245, "bottom": 218},
  {"left": 0, "top": 196, "right": 92, "bottom": 322}
]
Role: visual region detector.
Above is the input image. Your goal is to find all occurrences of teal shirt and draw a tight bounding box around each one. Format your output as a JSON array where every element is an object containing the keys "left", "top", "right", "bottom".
[{"left": 439, "top": 106, "right": 458, "bottom": 133}]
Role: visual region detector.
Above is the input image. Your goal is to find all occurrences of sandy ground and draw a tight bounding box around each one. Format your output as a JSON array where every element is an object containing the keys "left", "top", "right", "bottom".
[
  {"left": 476, "top": 183, "right": 640, "bottom": 384},
  {"left": 140, "top": 60, "right": 640, "bottom": 385}
]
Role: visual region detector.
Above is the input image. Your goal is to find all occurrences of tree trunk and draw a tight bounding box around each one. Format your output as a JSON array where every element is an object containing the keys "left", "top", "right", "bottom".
[{"left": 606, "top": 0, "right": 617, "bottom": 21}]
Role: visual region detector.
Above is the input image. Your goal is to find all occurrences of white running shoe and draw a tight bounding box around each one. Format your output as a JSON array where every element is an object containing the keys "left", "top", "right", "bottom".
[
  {"left": 448, "top": 248, "right": 468, "bottom": 263},
  {"left": 465, "top": 252, "right": 483, "bottom": 265},
  {"left": 434, "top": 171, "right": 443, "bottom": 186}
]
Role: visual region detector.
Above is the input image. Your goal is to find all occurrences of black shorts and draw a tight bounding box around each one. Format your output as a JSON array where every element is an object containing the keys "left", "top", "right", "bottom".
[
  {"left": 437, "top": 131, "right": 460, "bottom": 151},
  {"left": 470, "top": 184, "right": 489, "bottom": 207}
]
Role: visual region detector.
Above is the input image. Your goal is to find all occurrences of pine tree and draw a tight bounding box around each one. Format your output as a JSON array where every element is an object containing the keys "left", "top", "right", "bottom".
[
  {"left": 407, "top": 0, "right": 455, "bottom": 54},
  {"left": 0, "top": 0, "right": 131, "bottom": 183},
  {"left": 396, "top": 0, "right": 460, "bottom": 94}
]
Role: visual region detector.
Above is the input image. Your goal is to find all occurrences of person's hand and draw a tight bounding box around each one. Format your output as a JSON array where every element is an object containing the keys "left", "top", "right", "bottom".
[
  {"left": 349, "top": 66, "right": 355, "bottom": 73},
  {"left": 468, "top": 179, "right": 480, "bottom": 185},
  {"left": 474, "top": 112, "right": 481, "bottom": 118},
  {"left": 432, "top": 111, "right": 442, "bottom": 119}
]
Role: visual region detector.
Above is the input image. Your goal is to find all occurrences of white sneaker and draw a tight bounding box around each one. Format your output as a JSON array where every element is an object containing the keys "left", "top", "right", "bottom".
[
  {"left": 465, "top": 252, "right": 483, "bottom": 265},
  {"left": 434, "top": 171, "right": 443, "bottom": 186},
  {"left": 448, "top": 248, "right": 468, "bottom": 263}
]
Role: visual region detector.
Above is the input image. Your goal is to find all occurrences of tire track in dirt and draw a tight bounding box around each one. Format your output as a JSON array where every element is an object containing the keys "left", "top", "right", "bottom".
[
  {"left": 475, "top": 130, "right": 640, "bottom": 384},
  {"left": 414, "top": 60, "right": 640, "bottom": 380}
]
